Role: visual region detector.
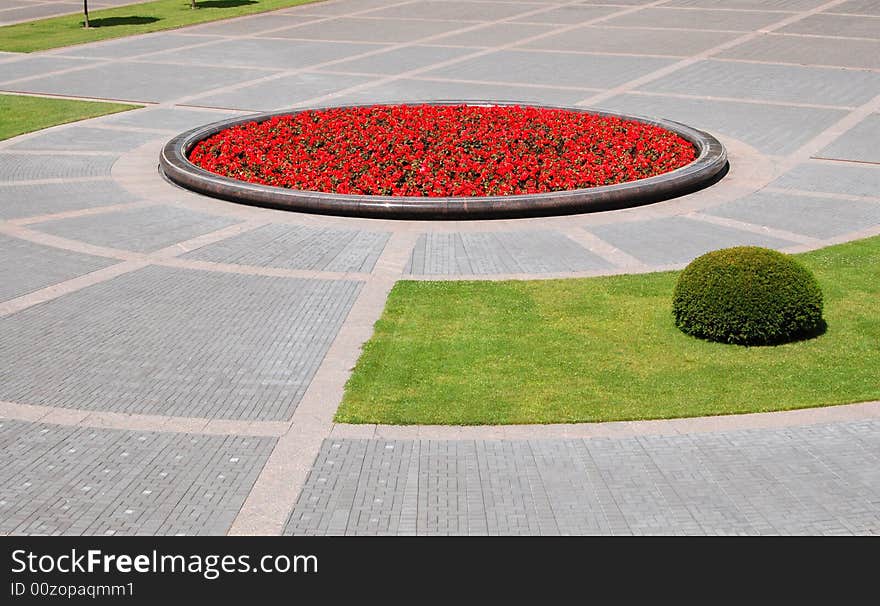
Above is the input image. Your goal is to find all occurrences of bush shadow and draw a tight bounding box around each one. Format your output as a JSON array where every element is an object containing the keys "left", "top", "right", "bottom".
[
  {"left": 194, "top": 0, "right": 258, "bottom": 8},
  {"left": 86, "top": 16, "right": 160, "bottom": 27}
]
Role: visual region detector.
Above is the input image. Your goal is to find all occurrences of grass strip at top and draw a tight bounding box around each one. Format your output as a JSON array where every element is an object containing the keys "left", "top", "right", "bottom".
[
  {"left": 0, "top": 94, "right": 139, "bottom": 141},
  {"left": 336, "top": 235, "right": 880, "bottom": 425},
  {"left": 0, "top": 0, "right": 319, "bottom": 53}
]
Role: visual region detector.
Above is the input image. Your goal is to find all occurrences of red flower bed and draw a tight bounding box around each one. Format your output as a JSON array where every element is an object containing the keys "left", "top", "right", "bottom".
[{"left": 189, "top": 104, "right": 697, "bottom": 197}]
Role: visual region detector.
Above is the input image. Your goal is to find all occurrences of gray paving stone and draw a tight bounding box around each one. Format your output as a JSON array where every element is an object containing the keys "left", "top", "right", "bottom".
[
  {"left": 91, "top": 106, "right": 246, "bottom": 131},
  {"left": 719, "top": 34, "right": 880, "bottom": 70},
  {"left": 666, "top": 0, "right": 822, "bottom": 9},
  {"left": 828, "top": 0, "right": 880, "bottom": 14},
  {"left": 405, "top": 231, "right": 610, "bottom": 275},
  {"left": 587, "top": 216, "right": 795, "bottom": 265},
  {"left": 0, "top": 419, "right": 275, "bottom": 536},
  {"left": 148, "top": 38, "right": 382, "bottom": 70},
  {"left": 0, "top": 56, "right": 90, "bottom": 84},
  {"left": 365, "top": 1, "right": 537, "bottom": 22},
  {"left": 188, "top": 72, "right": 377, "bottom": 111},
  {"left": 770, "top": 161, "right": 880, "bottom": 197},
  {"left": 31, "top": 205, "right": 240, "bottom": 252},
  {"left": 521, "top": 26, "right": 740, "bottom": 56},
  {"left": 169, "top": 13, "right": 314, "bottom": 36},
  {"left": 0, "top": 152, "right": 116, "bottom": 181},
  {"left": 0, "top": 233, "right": 115, "bottom": 301},
  {"left": 0, "top": 179, "right": 139, "bottom": 220},
  {"left": 333, "top": 77, "right": 588, "bottom": 106},
  {"left": 599, "top": 94, "right": 847, "bottom": 156},
  {"left": 8, "top": 125, "right": 159, "bottom": 152},
  {"left": 269, "top": 16, "right": 466, "bottom": 43},
  {"left": 8, "top": 61, "right": 277, "bottom": 103},
  {"left": 183, "top": 223, "right": 390, "bottom": 272},
  {"left": 780, "top": 13, "right": 880, "bottom": 38},
  {"left": 53, "top": 33, "right": 207, "bottom": 59},
  {"left": 433, "top": 22, "right": 556, "bottom": 47},
  {"left": 604, "top": 7, "right": 785, "bottom": 30},
  {"left": 0, "top": 266, "right": 362, "bottom": 420},
  {"left": 0, "top": 2, "right": 84, "bottom": 24},
  {"left": 704, "top": 191, "right": 880, "bottom": 239},
  {"left": 422, "top": 50, "right": 675, "bottom": 89},
  {"left": 815, "top": 114, "right": 880, "bottom": 164},
  {"left": 511, "top": 5, "right": 621, "bottom": 24},
  {"left": 285, "top": 0, "right": 406, "bottom": 16},
  {"left": 325, "top": 45, "right": 479, "bottom": 75},
  {"left": 285, "top": 420, "right": 880, "bottom": 535},
  {"left": 638, "top": 60, "right": 880, "bottom": 107}
]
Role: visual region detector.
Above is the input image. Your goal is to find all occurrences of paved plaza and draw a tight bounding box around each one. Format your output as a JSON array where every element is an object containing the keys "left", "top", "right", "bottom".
[{"left": 1, "top": 0, "right": 879, "bottom": 534}]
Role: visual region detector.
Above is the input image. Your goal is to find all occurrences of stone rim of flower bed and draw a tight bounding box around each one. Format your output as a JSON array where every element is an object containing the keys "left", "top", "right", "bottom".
[{"left": 159, "top": 100, "right": 728, "bottom": 220}]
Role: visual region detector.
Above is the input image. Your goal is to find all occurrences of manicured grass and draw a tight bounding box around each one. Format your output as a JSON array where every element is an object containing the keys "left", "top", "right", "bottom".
[
  {"left": 337, "top": 236, "right": 880, "bottom": 425},
  {"left": 0, "top": 0, "right": 319, "bottom": 53},
  {"left": 0, "top": 94, "right": 139, "bottom": 141}
]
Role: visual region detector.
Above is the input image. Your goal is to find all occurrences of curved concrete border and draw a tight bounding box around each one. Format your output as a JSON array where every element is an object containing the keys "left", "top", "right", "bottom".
[{"left": 159, "top": 101, "right": 729, "bottom": 220}]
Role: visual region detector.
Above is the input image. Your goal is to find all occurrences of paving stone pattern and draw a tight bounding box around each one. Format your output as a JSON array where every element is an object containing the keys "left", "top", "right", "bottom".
[
  {"left": 0, "top": 419, "right": 275, "bottom": 535},
  {"left": 406, "top": 231, "right": 610, "bottom": 274},
  {"left": 0, "top": 266, "right": 362, "bottom": 420},
  {"left": 285, "top": 421, "right": 880, "bottom": 535}
]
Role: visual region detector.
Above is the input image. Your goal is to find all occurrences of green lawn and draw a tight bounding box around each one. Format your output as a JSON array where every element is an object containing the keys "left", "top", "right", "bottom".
[
  {"left": 0, "top": 0, "right": 320, "bottom": 53},
  {"left": 337, "top": 235, "right": 880, "bottom": 425},
  {"left": 0, "top": 94, "right": 139, "bottom": 141}
]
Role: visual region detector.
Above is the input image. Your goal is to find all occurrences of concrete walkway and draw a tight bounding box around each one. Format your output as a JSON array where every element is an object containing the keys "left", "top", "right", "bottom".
[{"left": 1, "top": 0, "right": 879, "bottom": 535}]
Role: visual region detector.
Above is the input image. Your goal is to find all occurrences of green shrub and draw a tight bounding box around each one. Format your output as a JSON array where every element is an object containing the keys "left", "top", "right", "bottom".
[{"left": 672, "top": 246, "right": 824, "bottom": 345}]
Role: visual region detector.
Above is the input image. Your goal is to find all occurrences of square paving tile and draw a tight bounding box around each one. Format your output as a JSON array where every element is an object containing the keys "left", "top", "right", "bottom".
[
  {"left": 269, "top": 16, "right": 467, "bottom": 43},
  {"left": 365, "top": 1, "right": 537, "bottom": 22},
  {"left": 587, "top": 217, "right": 796, "bottom": 265},
  {"left": 0, "top": 3, "right": 80, "bottom": 24},
  {"left": 52, "top": 33, "right": 206, "bottom": 59},
  {"left": 327, "top": 45, "right": 479, "bottom": 75},
  {"left": 814, "top": 114, "right": 880, "bottom": 163},
  {"left": 0, "top": 233, "right": 115, "bottom": 302},
  {"left": 284, "top": 0, "right": 408, "bottom": 16},
  {"left": 0, "top": 152, "right": 116, "bottom": 181},
  {"left": 0, "top": 266, "right": 363, "bottom": 420},
  {"left": 770, "top": 161, "right": 880, "bottom": 197},
  {"left": 31, "top": 205, "right": 241, "bottom": 253},
  {"left": 779, "top": 13, "right": 880, "bottom": 38},
  {"left": 91, "top": 106, "right": 246, "bottom": 131},
  {"left": 332, "top": 77, "right": 588, "bottom": 105},
  {"left": 146, "top": 38, "right": 382, "bottom": 70},
  {"left": 704, "top": 191, "right": 880, "bottom": 239},
  {"left": 511, "top": 5, "right": 621, "bottom": 24},
  {"left": 637, "top": 59, "right": 880, "bottom": 106},
  {"left": 432, "top": 22, "right": 556, "bottom": 47},
  {"left": 719, "top": 34, "right": 880, "bottom": 69},
  {"left": 665, "top": 0, "right": 819, "bottom": 9},
  {"left": 603, "top": 7, "right": 785, "bottom": 30},
  {"left": 405, "top": 231, "right": 610, "bottom": 275},
  {"left": 0, "top": 180, "right": 139, "bottom": 220},
  {"left": 8, "top": 61, "right": 277, "bottom": 103},
  {"left": 422, "top": 49, "right": 674, "bottom": 89},
  {"left": 187, "top": 72, "right": 377, "bottom": 111},
  {"left": 598, "top": 93, "right": 847, "bottom": 156},
  {"left": 7, "top": 126, "right": 160, "bottom": 153},
  {"left": 183, "top": 223, "right": 390, "bottom": 273},
  {"left": 0, "top": 56, "right": 90, "bottom": 84},
  {"left": 825, "top": 0, "right": 880, "bottom": 14},
  {"left": 0, "top": 420, "right": 276, "bottom": 535},
  {"left": 183, "top": 13, "right": 315, "bottom": 36},
  {"left": 520, "top": 25, "right": 739, "bottom": 56}
]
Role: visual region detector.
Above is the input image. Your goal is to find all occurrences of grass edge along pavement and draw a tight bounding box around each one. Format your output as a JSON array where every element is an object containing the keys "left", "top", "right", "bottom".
[
  {"left": 337, "top": 235, "right": 880, "bottom": 425},
  {"left": 0, "top": 0, "right": 321, "bottom": 53},
  {"left": 0, "top": 93, "right": 140, "bottom": 140}
]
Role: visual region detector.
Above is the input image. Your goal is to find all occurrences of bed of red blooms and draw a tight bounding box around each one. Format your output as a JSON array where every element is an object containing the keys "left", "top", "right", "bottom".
[{"left": 189, "top": 104, "right": 697, "bottom": 197}]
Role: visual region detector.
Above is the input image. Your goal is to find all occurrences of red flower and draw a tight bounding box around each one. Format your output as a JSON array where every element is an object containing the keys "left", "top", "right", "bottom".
[{"left": 189, "top": 105, "right": 696, "bottom": 198}]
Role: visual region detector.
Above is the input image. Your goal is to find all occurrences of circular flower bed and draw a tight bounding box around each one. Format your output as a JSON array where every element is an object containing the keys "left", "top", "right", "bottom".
[
  {"left": 188, "top": 104, "right": 696, "bottom": 198},
  {"left": 160, "top": 101, "right": 728, "bottom": 219}
]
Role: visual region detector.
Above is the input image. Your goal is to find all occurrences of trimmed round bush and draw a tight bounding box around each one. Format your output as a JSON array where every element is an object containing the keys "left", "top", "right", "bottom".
[{"left": 672, "top": 247, "right": 824, "bottom": 345}]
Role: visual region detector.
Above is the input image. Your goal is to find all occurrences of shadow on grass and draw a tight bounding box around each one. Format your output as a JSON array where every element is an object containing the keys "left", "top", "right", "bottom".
[
  {"left": 194, "top": 0, "right": 258, "bottom": 8},
  {"left": 85, "top": 16, "right": 160, "bottom": 27}
]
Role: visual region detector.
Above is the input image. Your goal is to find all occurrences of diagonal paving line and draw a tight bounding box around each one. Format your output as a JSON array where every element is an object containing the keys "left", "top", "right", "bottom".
[{"left": 227, "top": 230, "right": 419, "bottom": 535}]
